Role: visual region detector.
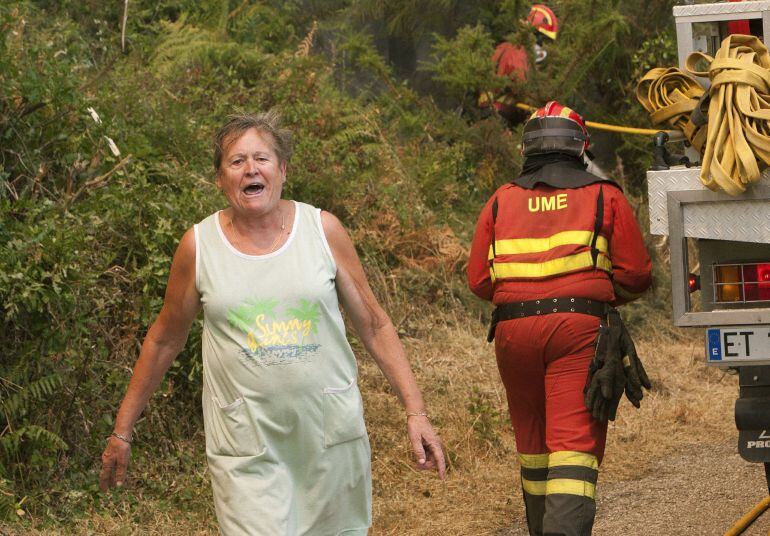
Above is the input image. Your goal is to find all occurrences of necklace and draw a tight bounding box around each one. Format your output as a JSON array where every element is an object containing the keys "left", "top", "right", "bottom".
[{"left": 230, "top": 209, "right": 286, "bottom": 254}]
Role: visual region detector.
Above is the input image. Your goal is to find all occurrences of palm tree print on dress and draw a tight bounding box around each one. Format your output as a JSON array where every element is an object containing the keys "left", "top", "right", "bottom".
[
  {"left": 227, "top": 298, "right": 279, "bottom": 333},
  {"left": 227, "top": 298, "right": 322, "bottom": 366},
  {"left": 286, "top": 299, "right": 321, "bottom": 344}
]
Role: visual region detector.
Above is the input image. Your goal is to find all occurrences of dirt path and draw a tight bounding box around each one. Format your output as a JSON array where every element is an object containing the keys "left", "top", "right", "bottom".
[{"left": 498, "top": 441, "right": 770, "bottom": 536}]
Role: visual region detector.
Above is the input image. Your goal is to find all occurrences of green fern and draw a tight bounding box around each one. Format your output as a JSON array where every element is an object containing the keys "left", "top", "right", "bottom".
[
  {"left": 0, "top": 372, "right": 66, "bottom": 514},
  {"left": 351, "top": 0, "right": 456, "bottom": 37},
  {"left": 1, "top": 374, "right": 62, "bottom": 416},
  {"left": 21, "top": 425, "right": 68, "bottom": 452},
  {"left": 0, "top": 478, "right": 14, "bottom": 521},
  {"left": 0, "top": 425, "right": 67, "bottom": 461},
  {"left": 151, "top": 16, "right": 265, "bottom": 78}
]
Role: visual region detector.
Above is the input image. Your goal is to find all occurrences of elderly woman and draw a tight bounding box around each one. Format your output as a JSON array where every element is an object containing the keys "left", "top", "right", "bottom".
[{"left": 99, "top": 111, "right": 445, "bottom": 535}]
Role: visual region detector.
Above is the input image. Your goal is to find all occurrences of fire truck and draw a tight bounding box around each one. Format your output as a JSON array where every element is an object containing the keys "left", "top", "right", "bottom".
[{"left": 649, "top": 0, "right": 770, "bottom": 515}]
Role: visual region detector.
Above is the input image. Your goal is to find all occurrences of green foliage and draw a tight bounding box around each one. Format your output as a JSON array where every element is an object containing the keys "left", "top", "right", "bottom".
[
  {"left": 1, "top": 375, "right": 62, "bottom": 417},
  {"left": 151, "top": 16, "right": 265, "bottom": 79},
  {"left": 424, "top": 25, "right": 499, "bottom": 98},
  {"left": 350, "top": 0, "right": 456, "bottom": 38},
  {"left": 227, "top": 3, "right": 297, "bottom": 53},
  {"left": 631, "top": 31, "right": 678, "bottom": 83},
  {"left": 2, "top": 0, "right": 676, "bottom": 528},
  {"left": 467, "top": 387, "right": 504, "bottom": 448},
  {"left": 330, "top": 27, "right": 397, "bottom": 95}
]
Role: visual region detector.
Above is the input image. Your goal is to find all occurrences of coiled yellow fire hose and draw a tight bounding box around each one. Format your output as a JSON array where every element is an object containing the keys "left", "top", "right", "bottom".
[
  {"left": 637, "top": 34, "right": 770, "bottom": 196},
  {"left": 687, "top": 34, "right": 770, "bottom": 196},
  {"left": 635, "top": 67, "right": 708, "bottom": 151}
]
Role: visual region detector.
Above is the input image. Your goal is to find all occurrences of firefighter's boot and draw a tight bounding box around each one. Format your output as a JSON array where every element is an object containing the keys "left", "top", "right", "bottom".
[
  {"left": 542, "top": 451, "right": 598, "bottom": 536},
  {"left": 519, "top": 453, "right": 548, "bottom": 536}
]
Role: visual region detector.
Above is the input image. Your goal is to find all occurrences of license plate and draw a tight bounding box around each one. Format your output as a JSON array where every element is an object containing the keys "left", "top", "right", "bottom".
[{"left": 707, "top": 326, "right": 770, "bottom": 363}]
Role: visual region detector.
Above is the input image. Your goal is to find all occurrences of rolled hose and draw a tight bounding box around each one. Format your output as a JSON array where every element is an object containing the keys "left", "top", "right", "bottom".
[
  {"left": 637, "top": 34, "right": 770, "bottom": 195},
  {"left": 635, "top": 67, "right": 708, "bottom": 151},
  {"left": 723, "top": 495, "right": 770, "bottom": 536},
  {"left": 687, "top": 34, "right": 770, "bottom": 195}
]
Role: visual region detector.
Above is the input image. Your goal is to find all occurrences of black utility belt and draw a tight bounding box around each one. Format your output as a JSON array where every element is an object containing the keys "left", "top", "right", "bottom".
[{"left": 487, "top": 297, "right": 608, "bottom": 342}]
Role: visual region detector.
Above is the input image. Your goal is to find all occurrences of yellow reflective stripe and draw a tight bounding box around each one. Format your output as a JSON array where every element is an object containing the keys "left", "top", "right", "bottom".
[
  {"left": 546, "top": 478, "right": 596, "bottom": 499},
  {"left": 519, "top": 453, "right": 549, "bottom": 469},
  {"left": 493, "top": 251, "right": 612, "bottom": 279},
  {"left": 548, "top": 451, "right": 598, "bottom": 470},
  {"left": 522, "top": 478, "right": 547, "bottom": 496},
  {"left": 559, "top": 106, "right": 572, "bottom": 118},
  {"left": 487, "top": 231, "right": 608, "bottom": 259},
  {"left": 531, "top": 5, "right": 552, "bottom": 21},
  {"left": 538, "top": 27, "right": 557, "bottom": 40},
  {"left": 612, "top": 281, "right": 645, "bottom": 302}
]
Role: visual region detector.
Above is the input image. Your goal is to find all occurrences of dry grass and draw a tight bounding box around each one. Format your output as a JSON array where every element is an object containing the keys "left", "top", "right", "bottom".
[
  {"left": 362, "top": 314, "right": 519, "bottom": 535},
  {"left": 2, "top": 313, "right": 745, "bottom": 535},
  {"left": 362, "top": 317, "right": 740, "bottom": 535}
]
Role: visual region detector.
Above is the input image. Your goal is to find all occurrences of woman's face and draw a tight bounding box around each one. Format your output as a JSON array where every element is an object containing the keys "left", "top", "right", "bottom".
[{"left": 217, "top": 128, "right": 286, "bottom": 215}]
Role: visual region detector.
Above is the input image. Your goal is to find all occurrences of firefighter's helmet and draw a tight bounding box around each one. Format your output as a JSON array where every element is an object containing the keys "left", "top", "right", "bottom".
[
  {"left": 522, "top": 101, "right": 589, "bottom": 157},
  {"left": 528, "top": 4, "right": 559, "bottom": 41}
]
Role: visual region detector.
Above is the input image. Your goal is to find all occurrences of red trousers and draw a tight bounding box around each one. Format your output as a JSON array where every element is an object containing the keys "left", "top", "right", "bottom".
[{"left": 495, "top": 313, "right": 608, "bottom": 462}]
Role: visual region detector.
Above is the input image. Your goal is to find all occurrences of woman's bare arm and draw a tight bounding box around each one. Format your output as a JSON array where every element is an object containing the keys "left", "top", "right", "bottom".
[
  {"left": 99, "top": 228, "right": 201, "bottom": 490},
  {"left": 321, "top": 211, "right": 445, "bottom": 478}
]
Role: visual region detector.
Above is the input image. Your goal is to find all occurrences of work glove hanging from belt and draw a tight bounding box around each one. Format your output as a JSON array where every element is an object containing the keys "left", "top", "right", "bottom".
[
  {"left": 584, "top": 308, "right": 652, "bottom": 422},
  {"left": 619, "top": 321, "right": 652, "bottom": 409}
]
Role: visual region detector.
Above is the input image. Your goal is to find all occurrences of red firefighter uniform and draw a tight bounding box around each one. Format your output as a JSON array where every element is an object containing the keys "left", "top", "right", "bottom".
[
  {"left": 477, "top": 42, "right": 530, "bottom": 117},
  {"left": 478, "top": 4, "right": 559, "bottom": 120},
  {"left": 467, "top": 179, "right": 651, "bottom": 535}
]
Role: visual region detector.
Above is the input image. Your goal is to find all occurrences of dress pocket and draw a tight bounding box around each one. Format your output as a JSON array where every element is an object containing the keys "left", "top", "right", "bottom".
[
  {"left": 322, "top": 378, "right": 366, "bottom": 448},
  {"left": 205, "top": 393, "right": 265, "bottom": 457}
]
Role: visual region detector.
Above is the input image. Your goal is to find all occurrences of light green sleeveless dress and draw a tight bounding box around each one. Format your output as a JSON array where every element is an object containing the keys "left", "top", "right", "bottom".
[{"left": 194, "top": 201, "right": 371, "bottom": 536}]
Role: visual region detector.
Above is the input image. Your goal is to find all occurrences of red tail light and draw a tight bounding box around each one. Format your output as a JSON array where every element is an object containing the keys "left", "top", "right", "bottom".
[
  {"left": 743, "top": 263, "right": 770, "bottom": 301},
  {"left": 688, "top": 273, "right": 700, "bottom": 293},
  {"left": 714, "top": 262, "right": 770, "bottom": 303}
]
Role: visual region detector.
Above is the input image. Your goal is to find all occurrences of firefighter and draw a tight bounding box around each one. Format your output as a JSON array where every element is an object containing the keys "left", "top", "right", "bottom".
[
  {"left": 466, "top": 101, "right": 653, "bottom": 536},
  {"left": 478, "top": 4, "right": 559, "bottom": 125}
]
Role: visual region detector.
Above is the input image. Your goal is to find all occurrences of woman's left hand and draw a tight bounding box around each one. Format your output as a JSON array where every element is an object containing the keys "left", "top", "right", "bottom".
[
  {"left": 407, "top": 415, "right": 446, "bottom": 479},
  {"left": 322, "top": 211, "right": 447, "bottom": 479}
]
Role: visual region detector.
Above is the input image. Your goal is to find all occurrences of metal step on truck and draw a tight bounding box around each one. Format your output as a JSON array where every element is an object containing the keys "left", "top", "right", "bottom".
[{"left": 649, "top": 0, "right": 770, "bottom": 527}]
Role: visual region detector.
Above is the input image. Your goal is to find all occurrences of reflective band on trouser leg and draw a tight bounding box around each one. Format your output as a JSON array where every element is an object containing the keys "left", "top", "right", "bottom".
[
  {"left": 519, "top": 453, "right": 549, "bottom": 536},
  {"left": 542, "top": 451, "right": 599, "bottom": 536}
]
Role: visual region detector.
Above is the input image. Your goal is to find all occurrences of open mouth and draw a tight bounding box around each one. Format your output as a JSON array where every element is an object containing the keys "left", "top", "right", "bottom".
[{"left": 243, "top": 182, "right": 265, "bottom": 196}]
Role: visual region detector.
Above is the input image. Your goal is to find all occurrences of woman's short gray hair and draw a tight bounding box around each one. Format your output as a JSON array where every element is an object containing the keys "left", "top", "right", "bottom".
[{"left": 213, "top": 110, "right": 294, "bottom": 171}]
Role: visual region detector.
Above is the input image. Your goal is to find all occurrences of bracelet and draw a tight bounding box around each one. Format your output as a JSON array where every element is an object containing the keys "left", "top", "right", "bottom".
[
  {"left": 406, "top": 411, "right": 429, "bottom": 419},
  {"left": 109, "top": 432, "right": 132, "bottom": 444}
]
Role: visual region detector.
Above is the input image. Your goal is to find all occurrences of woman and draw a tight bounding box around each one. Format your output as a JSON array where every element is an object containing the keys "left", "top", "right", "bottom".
[{"left": 99, "top": 111, "right": 446, "bottom": 535}]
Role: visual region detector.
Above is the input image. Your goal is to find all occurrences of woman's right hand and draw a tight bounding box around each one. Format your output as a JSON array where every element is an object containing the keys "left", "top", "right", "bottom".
[
  {"left": 97, "top": 228, "right": 200, "bottom": 493},
  {"left": 99, "top": 436, "right": 132, "bottom": 491}
]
